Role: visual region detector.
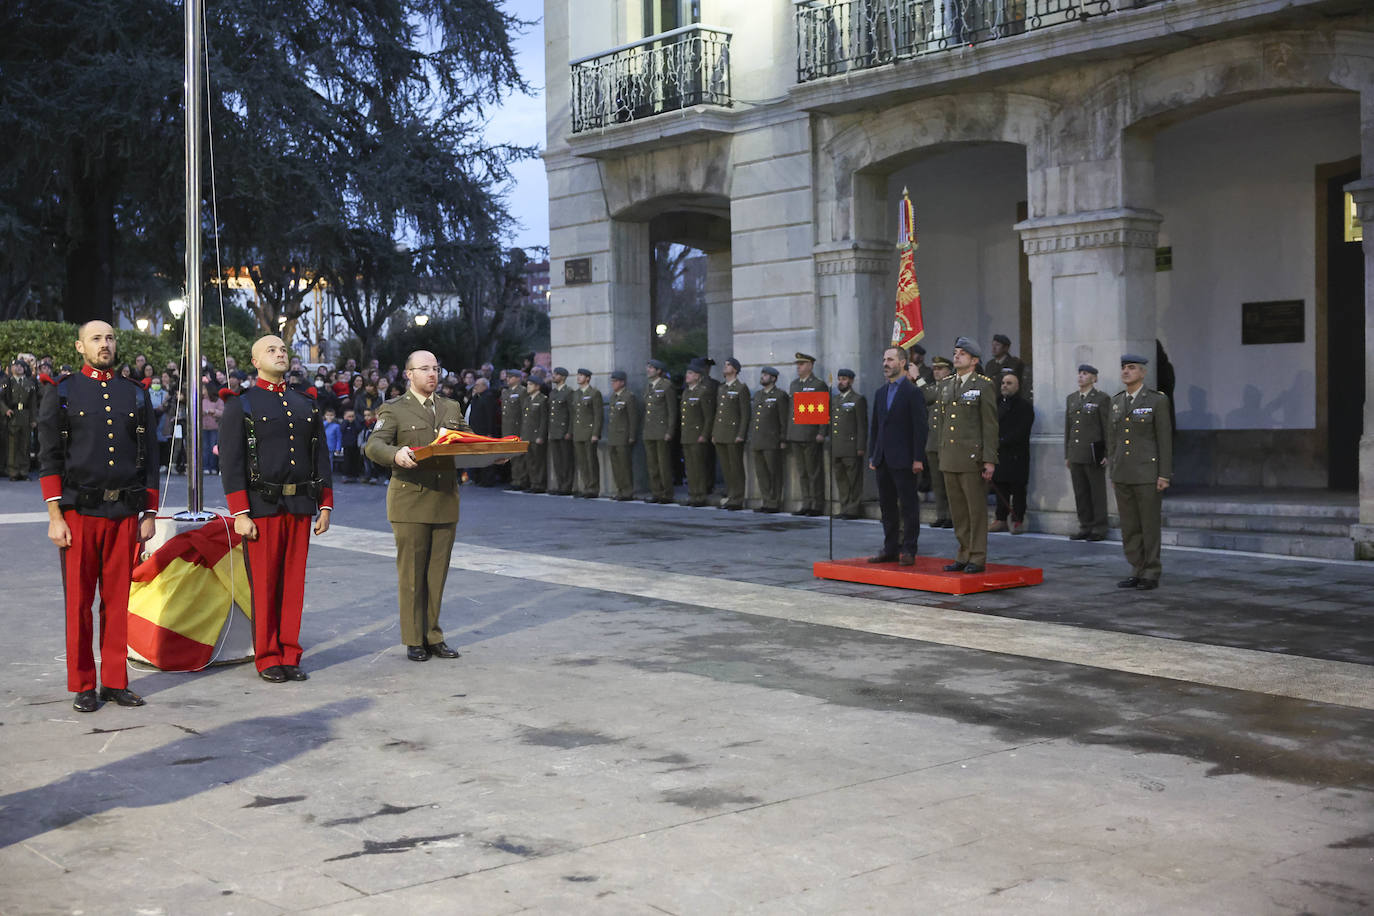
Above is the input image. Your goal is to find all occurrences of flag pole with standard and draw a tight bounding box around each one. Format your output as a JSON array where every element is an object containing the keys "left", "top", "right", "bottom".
[{"left": 892, "top": 187, "right": 925, "bottom": 350}]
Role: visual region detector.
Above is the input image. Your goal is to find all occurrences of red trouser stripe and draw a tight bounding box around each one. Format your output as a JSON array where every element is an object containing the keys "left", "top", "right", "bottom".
[
  {"left": 61, "top": 512, "right": 138, "bottom": 692},
  {"left": 242, "top": 514, "right": 312, "bottom": 671}
]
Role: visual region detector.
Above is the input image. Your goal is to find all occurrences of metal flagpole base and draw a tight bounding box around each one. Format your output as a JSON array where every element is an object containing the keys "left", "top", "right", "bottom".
[{"left": 173, "top": 510, "right": 218, "bottom": 523}]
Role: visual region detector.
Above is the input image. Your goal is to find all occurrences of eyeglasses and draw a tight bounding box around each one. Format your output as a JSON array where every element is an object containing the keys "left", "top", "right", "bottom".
[{"left": 409, "top": 365, "right": 439, "bottom": 374}]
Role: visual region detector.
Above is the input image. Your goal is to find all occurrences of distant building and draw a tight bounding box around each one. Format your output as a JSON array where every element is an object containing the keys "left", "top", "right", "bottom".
[{"left": 523, "top": 259, "right": 551, "bottom": 313}]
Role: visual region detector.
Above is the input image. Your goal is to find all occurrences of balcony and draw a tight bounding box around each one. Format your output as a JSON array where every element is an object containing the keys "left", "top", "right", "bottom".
[
  {"left": 796, "top": 0, "right": 1171, "bottom": 81},
  {"left": 570, "top": 25, "right": 733, "bottom": 134}
]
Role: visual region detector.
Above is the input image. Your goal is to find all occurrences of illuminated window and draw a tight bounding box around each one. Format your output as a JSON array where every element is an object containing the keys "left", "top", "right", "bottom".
[{"left": 1346, "top": 192, "right": 1364, "bottom": 243}]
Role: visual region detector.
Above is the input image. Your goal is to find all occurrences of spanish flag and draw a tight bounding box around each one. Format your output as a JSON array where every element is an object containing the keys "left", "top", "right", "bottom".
[
  {"left": 892, "top": 188, "right": 925, "bottom": 349},
  {"left": 793, "top": 390, "right": 830, "bottom": 425},
  {"left": 127, "top": 518, "right": 251, "bottom": 671}
]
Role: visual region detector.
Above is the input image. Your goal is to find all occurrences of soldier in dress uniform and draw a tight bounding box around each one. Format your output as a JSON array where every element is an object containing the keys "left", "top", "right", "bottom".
[
  {"left": 938, "top": 337, "right": 998, "bottom": 573},
  {"left": 571, "top": 369, "right": 603, "bottom": 498},
  {"left": 1108, "top": 354, "right": 1172, "bottom": 590},
  {"left": 711, "top": 357, "right": 750, "bottom": 510},
  {"left": 220, "top": 335, "right": 333, "bottom": 683},
  {"left": 750, "top": 366, "right": 789, "bottom": 513},
  {"left": 830, "top": 369, "right": 868, "bottom": 519},
  {"left": 1065, "top": 363, "right": 1111, "bottom": 540},
  {"left": 38, "top": 321, "right": 159, "bottom": 712},
  {"left": 983, "top": 334, "right": 1026, "bottom": 382},
  {"left": 679, "top": 358, "right": 716, "bottom": 507},
  {"left": 3, "top": 359, "right": 38, "bottom": 479},
  {"left": 606, "top": 370, "right": 641, "bottom": 500},
  {"left": 908, "top": 345, "right": 935, "bottom": 386},
  {"left": 364, "top": 350, "right": 469, "bottom": 661},
  {"left": 642, "top": 358, "right": 677, "bottom": 503},
  {"left": 520, "top": 376, "right": 549, "bottom": 493},
  {"left": 501, "top": 370, "right": 528, "bottom": 490},
  {"left": 787, "top": 353, "right": 829, "bottom": 516},
  {"left": 547, "top": 367, "right": 575, "bottom": 495},
  {"left": 919, "top": 356, "right": 954, "bottom": 528}
]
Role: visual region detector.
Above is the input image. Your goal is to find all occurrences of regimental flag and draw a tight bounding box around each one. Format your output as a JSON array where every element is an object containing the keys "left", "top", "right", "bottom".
[
  {"left": 127, "top": 518, "right": 251, "bottom": 671},
  {"left": 892, "top": 188, "right": 926, "bottom": 349},
  {"left": 793, "top": 390, "right": 830, "bottom": 425}
]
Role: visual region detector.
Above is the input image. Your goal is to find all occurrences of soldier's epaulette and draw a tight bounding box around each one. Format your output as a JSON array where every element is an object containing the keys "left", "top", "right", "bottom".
[
  {"left": 39, "top": 373, "right": 57, "bottom": 386},
  {"left": 219, "top": 387, "right": 237, "bottom": 399},
  {"left": 304, "top": 386, "right": 318, "bottom": 399},
  {"left": 137, "top": 376, "right": 152, "bottom": 389},
  {"left": 975, "top": 373, "right": 991, "bottom": 382}
]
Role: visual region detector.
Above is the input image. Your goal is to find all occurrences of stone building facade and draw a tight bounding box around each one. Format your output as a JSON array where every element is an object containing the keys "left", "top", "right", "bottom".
[{"left": 543, "top": 0, "right": 1374, "bottom": 551}]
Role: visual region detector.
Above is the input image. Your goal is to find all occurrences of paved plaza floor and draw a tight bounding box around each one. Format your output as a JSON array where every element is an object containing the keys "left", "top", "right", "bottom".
[{"left": 0, "top": 475, "right": 1371, "bottom": 914}]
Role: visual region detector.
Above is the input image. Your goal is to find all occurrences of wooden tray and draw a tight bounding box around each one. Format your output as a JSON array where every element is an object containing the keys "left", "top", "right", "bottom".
[{"left": 410, "top": 439, "right": 528, "bottom": 468}]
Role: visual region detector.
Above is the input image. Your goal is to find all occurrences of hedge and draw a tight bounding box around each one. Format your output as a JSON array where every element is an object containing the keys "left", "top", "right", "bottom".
[{"left": 0, "top": 320, "right": 253, "bottom": 374}]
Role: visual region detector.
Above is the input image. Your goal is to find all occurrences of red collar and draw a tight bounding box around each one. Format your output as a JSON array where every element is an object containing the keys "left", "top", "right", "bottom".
[
  {"left": 81, "top": 365, "right": 114, "bottom": 382},
  {"left": 255, "top": 378, "right": 286, "bottom": 394}
]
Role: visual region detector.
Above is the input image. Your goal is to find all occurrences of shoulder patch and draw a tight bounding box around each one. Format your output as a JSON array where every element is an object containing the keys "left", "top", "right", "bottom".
[
  {"left": 304, "top": 386, "right": 318, "bottom": 399},
  {"left": 39, "top": 373, "right": 56, "bottom": 386},
  {"left": 373, "top": 418, "right": 384, "bottom": 430}
]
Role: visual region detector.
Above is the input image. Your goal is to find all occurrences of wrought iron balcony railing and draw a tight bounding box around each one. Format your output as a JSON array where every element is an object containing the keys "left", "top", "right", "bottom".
[
  {"left": 796, "top": 0, "right": 1170, "bottom": 81},
  {"left": 570, "top": 25, "right": 732, "bottom": 133}
]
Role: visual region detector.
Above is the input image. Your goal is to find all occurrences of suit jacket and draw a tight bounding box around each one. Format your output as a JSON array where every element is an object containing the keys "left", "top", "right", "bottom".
[
  {"left": 364, "top": 392, "right": 469, "bottom": 525},
  {"left": 867, "top": 377, "right": 928, "bottom": 470},
  {"left": 993, "top": 393, "right": 1034, "bottom": 484},
  {"left": 1108, "top": 387, "right": 1173, "bottom": 485}
]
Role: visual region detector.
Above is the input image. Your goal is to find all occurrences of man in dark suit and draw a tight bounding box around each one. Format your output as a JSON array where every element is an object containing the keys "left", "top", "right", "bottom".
[{"left": 866, "top": 346, "right": 929, "bottom": 566}]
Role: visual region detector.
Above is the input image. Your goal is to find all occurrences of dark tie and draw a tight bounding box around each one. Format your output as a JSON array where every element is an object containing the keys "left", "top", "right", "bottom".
[{"left": 424, "top": 398, "right": 436, "bottom": 427}]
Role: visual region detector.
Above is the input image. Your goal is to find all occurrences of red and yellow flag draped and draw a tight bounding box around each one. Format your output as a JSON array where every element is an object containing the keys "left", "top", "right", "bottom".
[
  {"left": 128, "top": 518, "right": 251, "bottom": 671},
  {"left": 892, "top": 188, "right": 925, "bottom": 349}
]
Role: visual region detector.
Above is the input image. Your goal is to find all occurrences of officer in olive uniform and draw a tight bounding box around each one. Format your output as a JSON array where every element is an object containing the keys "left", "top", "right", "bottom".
[
  {"left": 1108, "top": 354, "right": 1172, "bottom": 589},
  {"left": 547, "top": 367, "right": 575, "bottom": 495},
  {"left": 938, "top": 337, "right": 999, "bottom": 573},
  {"left": 39, "top": 321, "right": 160, "bottom": 712},
  {"left": 918, "top": 356, "right": 953, "bottom": 527},
  {"left": 501, "top": 370, "right": 528, "bottom": 489},
  {"left": 679, "top": 358, "right": 716, "bottom": 507},
  {"left": 520, "top": 375, "right": 549, "bottom": 493},
  {"left": 787, "top": 353, "right": 829, "bottom": 516},
  {"left": 750, "top": 366, "right": 789, "bottom": 513},
  {"left": 3, "top": 359, "right": 37, "bottom": 479},
  {"left": 830, "top": 369, "right": 867, "bottom": 518},
  {"left": 642, "top": 358, "right": 677, "bottom": 503},
  {"left": 571, "top": 369, "right": 603, "bottom": 498},
  {"left": 711, "top": 357, "right": 750, "bottom": 510},
  {"left": 364, "top": 349, "right": 469, "bottom": 661},
  {"left": 221, "top": 335, "right": 334, "bottom": 683},
  {"left": 607, "top": 370, "right": 641, "bottom": 500},
  {"left": 983, "top": 333, "right": 1026, "bottom": 382},
  {"left": 1065, "top": 363, "right": 1111, "bottom": 540}
]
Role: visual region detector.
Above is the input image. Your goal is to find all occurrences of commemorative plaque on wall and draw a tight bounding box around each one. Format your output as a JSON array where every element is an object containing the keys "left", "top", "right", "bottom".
[
  {"left": 564, "top": 257, "right": 592, "bottom": 285},
  {"left": 1241, "top": 300, "right": 1304, "bottom": 345}
]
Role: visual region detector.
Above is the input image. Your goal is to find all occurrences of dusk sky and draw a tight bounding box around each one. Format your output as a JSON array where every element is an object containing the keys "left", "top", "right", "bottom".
[{"left": 488, "top": 0, "right": 549, "bottom": 254}]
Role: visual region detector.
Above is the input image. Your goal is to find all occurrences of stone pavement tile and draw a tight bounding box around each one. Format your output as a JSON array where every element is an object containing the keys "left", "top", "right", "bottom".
[
  {"left": 228, "top": 865, "right": 364, "bottom": 912},
  {"left": 1180, "top": 846, "right": 1374, "bottom": 912}
]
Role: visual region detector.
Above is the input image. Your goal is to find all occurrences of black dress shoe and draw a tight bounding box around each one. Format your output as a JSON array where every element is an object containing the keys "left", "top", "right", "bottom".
[
  {"left": 943, "top": 562, "right": 967, "bottom": 572},
  {"left": 1085, "top": 533, "right": 1108, "bottom": 541},
  {"left": 1069, "top": 531, "right": 1088, "bottom": 540},
  {"left": 1135, "top": 579, "right": 1159, "bottom": 590},
  {"left": 933, "top": 518, "right": 953, "bottom": 529},
  {"left": 72, "top": 690, "right": 99, "bottom": 713},
  {"left": 407, "top": 645, "right": 430, "bottom": 662},
  {"left": 98, "top": 686, "right": 146, "bottom": 706},
  {"left": 962, "top": 564, "right": 985, "bottom": 574},
  {"left": 427, "top": 642, "right": 460, "bottom": 659},
  {"left": 1117, "top": 577, "right": 1140, "bottom": 588},
  {"left": 756, "top": 506, "right": 779, "bottom": 513},
  {"left": 867, "top": 553, "right": 897, "bottom": 564},
  {"left": 258, "top": 666, "right": 288, "bottom": 683},
  {"left": 898, "top": 554, "right": 916, "bottom": 566},
  {"left": 283, "top": 665, "right": 309, "bottom": 681}
]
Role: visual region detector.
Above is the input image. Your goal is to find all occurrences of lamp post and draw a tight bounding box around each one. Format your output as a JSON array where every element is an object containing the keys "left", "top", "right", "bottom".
[
  {"left": 414, "top": 313, "right": 430, "bottom": 327},
  {"left": 135, "top": 318, "right": 150, "bottom": 332}
]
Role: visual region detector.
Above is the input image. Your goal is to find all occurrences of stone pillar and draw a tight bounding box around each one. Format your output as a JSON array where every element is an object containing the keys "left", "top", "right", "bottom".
[
  {"left": 813, "top": 242, "right": 894, "bottom": 390},
  {"left": 1347, "top": 177, "right": 1374, "bottom": 558},
  {"left": 1015, "top": 208, "right": 1164, "bottom": 533},
  {"left": 705, "top": 250, "right": 733, "bottom": 360}
]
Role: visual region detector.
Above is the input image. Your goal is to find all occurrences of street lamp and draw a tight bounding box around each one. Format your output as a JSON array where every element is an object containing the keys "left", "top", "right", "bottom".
[
  {"left": 655, "top": 323, "right": 668, "bottom": 338},
  {"left": 135, "top": 318, "right": 150, "bottom": 332},
  {"left": 168, "top": 298, "right": 187, "bottom": 319},
  {"left": 414, "top": 313, "right": 430, "bottom": 327}
]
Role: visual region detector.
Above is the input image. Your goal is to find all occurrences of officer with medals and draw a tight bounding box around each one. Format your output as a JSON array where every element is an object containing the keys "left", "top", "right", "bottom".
[
  {"left": 711, "top": 357, "right": 750, "bottom": 510},
  {"left": 1065, "top": 363, "right": 1111, "bottom": 540},
  {"left": 38, "top": 321, "right": 159, "bottom": 711},
  {"left": 938, "top": 337, "right": 998, "bottom": 573},
  {"left": 606, "top": 370, "right": 641, "bottom": 500},
  {"left": 571, "top": 369, "right": 603, "bottom": 498},
  {"left": 501, "top": 370, "right": 528, "bottom": 490},
  {"left": 1108, "top": 354, "right": 1172, "bottom": 589},
  {"left": 3, "top": 358, "right": 38, "bottom": 479},
  {"left": 520, "top": 375, "right": 549, "bottom": 493},
  {"left": 918, "top": 356, "right": 954, "bottom": 527},
  {"left": 787, "top": 353, "right": 829, "bottom": 516},
  {"left": 220, "top": 335, "right": 333, "bottom": 683},
  {"left": 750, "top": 366, "right": 789, "bottom": 513},
  {"left": 641, "top": 358, "right": 677, "bottom": 503},
  {"left": 546, "top": 368, "right": 575, "bottom": 495},
  {"left": 679, "top": 358, "right": 716, "bottom": 507},
  {"left": 830, "top": 369, "right": 867, "bottom": 519}
]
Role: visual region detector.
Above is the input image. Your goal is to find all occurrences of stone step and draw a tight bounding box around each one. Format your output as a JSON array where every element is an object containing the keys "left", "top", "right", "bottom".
[
  {"left": 1160, "top": 512, "right": 1353, "bottom": 538},
  {"left": 1163, "top": 498, "right": 1357, "bottom": 521},
  {"left": 1159, "top": 527, "right": 1354, "bottom": 561}
]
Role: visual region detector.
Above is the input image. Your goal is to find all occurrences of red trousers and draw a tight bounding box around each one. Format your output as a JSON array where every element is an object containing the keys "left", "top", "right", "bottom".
[
  {"left": 60, "top": 511, "right": 138, "bottom": 692},
  {"left": 241, "top": 513, "right": 312, "bottom": 671}
]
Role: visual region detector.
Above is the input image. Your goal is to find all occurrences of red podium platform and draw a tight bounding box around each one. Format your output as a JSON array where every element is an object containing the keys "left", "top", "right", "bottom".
[{"left": 813, "top": 556, "right": 1043, "bottom": 595}]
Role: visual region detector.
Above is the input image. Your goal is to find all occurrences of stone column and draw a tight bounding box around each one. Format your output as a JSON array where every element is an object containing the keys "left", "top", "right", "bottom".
[
  {"left": 705, "top": 250, "right": 733, "bottom": 361},
  {"left": 1347, "top": 177, "right": 1374, "bottom": 558},
  {"left": 1015, "top": 208, "right": 1164, "bottom": 533},
  {"left": 813, "top": 242, "right": 895, "bottom": 388}
]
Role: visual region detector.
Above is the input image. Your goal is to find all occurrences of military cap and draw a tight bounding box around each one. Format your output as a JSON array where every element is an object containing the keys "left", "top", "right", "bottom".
[
  {"left": 552, "top": 366, "right": 569, "bottom": 377},
  {"left": 953, "top": 336, "right": 981, "bottom": 359},
  {"left": 725, "top": 357, "right": 741, "bottom": 371},
  {"left": 1120, "top": 354, "right": 1149, "bottom": 366},
  {"left": 760, "top": 366, "right": 779, "bottom": 378},
  {"left": 992, "top": 333, "right": 1011, "bottom": 346},
  {"left": 931, "top": 355, "right": 953, "bottom": 368},
  {"left": 1078, "top": 363, "right": 1098, "bottom": 375},
  {"left": 610, "top": 369, "right": 627, "bottom": 381},
  {"left": 909, "top": 344, "right": 926, "bottom": 356},
  {"left": 837, "top": 368, "right": 855, "bottom": 379},
  {"left": 508, "top": 368, "right": 525, "bottom": 378},
  {"left": 647, "top": 358, "right": 667, "bottom": 371},
  {"left": 576, "top": 367, "right": 593, "bottom": 377},
  {"left": 1001, "top": 367, "right": 1018, "bottom": 376},
  {"left": 686, "top": 357, "right": 709, "bottom": 373},
  {"left": 794, "top": 352, "right": 816, "bottom": 363},
  {"left": 524, "top": 375, "right": 541, "bottom": 386}
]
